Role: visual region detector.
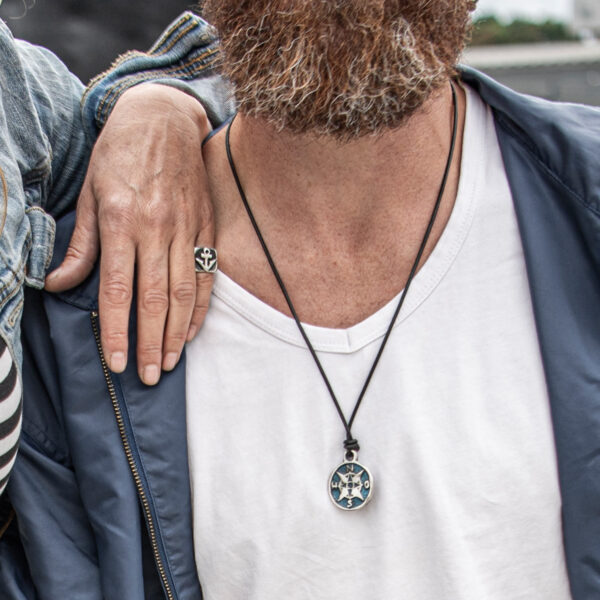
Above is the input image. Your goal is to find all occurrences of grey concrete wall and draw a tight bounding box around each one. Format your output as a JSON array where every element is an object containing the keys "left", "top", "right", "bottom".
[
  {"left": 0, "top": 0, "right": 196, "bottom": 82},
  {"left": 478, "top": 64, "right": 600, "bottom": 106}
]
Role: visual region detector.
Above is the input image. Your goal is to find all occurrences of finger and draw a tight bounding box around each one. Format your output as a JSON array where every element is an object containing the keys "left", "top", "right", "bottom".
[
  {"left": 161, "top": 237, "right": 196, "bottom": 372},
  {"left": 136, "top": 239, "right": 170, "bottom": 386},
  {"left": 188, "top": 272, "right": 214, "bottom": 341},
  {"left": 187, "top": 233, "right": 216, "bottom": 342},
  {"left": 186, "top": 187, "right": 215, "bottom": 341},
  {"left": 98, "top": 233, "right": 136, "bottom": 375},
  {"left": 45, "top": 184, "right": 99, "bottom": 292}
]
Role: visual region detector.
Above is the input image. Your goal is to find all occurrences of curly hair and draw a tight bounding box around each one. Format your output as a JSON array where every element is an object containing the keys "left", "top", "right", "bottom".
[{"left": 202, "top": 0, "right": 476, "bottom": 140}]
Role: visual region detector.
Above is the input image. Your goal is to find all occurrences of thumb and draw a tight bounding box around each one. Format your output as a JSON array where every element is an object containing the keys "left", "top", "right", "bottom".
[{"left": 45, "top": 186, "right": 99, "bottom": 292}]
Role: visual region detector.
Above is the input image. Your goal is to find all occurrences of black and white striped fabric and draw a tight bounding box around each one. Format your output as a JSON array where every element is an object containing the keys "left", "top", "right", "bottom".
[{"left": 0, "top": 336, "right": 21, "bottom": 495}]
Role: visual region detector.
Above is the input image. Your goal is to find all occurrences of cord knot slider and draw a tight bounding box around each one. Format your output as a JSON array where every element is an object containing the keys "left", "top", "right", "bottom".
[{"left": 344, "top": 438, "right": 360, "bottom": 452}]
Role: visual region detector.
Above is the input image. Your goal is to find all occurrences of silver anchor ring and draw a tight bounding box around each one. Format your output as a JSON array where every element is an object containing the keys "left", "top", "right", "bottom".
[{"left": 194, "top": 247, "right": 218, "bottom": 274}]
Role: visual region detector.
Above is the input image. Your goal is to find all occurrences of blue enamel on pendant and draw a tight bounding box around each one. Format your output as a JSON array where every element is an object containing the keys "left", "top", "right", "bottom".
[{"left": 328, "top": 451, "right": 373, "bottom": 511}]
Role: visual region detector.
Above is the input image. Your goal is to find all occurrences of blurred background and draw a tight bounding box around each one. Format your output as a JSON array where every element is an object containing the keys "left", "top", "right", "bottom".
[
  {"left": 1, "top": 0, "right": 599, "bottom": 106},
  {"left": 0, "top": 0, "right": 195, "bottom": 81},
  {"left": 464, "top": 0, "right": 600, "bottom": 105}
]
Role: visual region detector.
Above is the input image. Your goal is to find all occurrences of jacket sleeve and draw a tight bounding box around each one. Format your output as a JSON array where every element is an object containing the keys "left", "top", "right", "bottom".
[
  {"left": 11, "top": 37, "right": 90, "bottom": 221},
  {"left": 81, "top": 11, "right": 235, "bottom": 141}
]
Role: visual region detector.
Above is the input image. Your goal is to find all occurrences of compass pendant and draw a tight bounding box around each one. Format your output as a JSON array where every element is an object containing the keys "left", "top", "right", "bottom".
[{"left": 328, "top": 451, "right": 373, "bottom": 511}]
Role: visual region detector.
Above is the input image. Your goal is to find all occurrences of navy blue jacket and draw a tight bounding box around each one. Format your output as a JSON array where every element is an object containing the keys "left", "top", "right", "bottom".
[{"left": 0, "top": 68, "right": 599, "bottom": 599}]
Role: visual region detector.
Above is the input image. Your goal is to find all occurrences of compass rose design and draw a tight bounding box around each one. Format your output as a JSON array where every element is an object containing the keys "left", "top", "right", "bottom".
[{"left": 329, "top": 457, "right": 373, "bottom": 511}]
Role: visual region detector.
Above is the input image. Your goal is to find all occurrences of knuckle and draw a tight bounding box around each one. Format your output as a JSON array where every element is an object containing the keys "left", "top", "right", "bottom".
[
  {"left": 101, "top": 198, "right": 133, "bottom": 224},
  {"left": 102, "top": 330, "right": 128, "bottom": 348},
  {"left": 192, "top": 303, "right": 209, "bottom": 320},
  {"left": 102, "top": 276, "right": 132, "bottom": 306},
  {"left": 195, "top": 274, "right": 215, "bottom": 291},
  {"left": 141, "top": 288, "right": 169, "bottom": 315},
  {"left": 173, "top": 200, "right": 195, "bottom": 224},
  {"left": 141, "top": 203, "right": 172, "bottom": 229},
  {"left": 64, "top": 245, "right": 87, "bottom": 262},
  {"left": 138, "top": 342, "right": 163, "bottom": 360},
  {"left": 171, "top": 281, "right": 195, "bottom": 305},
  {"left": 101, "top": 216, "right": 133, "bottom": 239},
  {"left": 165, "top": 330, "right": 187, "bottom": 348}
]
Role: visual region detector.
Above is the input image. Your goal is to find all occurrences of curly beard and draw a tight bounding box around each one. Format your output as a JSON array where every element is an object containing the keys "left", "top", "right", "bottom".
[{"left": 201, "top": 0, "right": 475, "bottom": 141}]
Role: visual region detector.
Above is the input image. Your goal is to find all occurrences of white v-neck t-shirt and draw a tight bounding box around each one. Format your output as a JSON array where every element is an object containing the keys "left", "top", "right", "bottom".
[{"left": 186, "top": 85, "right": 573, "bottom": 600}]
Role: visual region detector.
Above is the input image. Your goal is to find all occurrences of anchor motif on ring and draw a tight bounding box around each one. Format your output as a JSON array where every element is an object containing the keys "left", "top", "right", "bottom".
[{"left": 194, "top": 247, "right": 218, "bottom": 273}]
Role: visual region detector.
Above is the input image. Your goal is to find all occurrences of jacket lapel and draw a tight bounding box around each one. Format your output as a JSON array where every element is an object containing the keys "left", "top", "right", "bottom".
[
  {"left": 115, "top": 349, "right": 201, "bottom": 599},
  {"left": 52, "top": 213, "right": 201, "bottom": 599},
  {"left": 463, "top": 67, "right": 600, "bottom": 600}
]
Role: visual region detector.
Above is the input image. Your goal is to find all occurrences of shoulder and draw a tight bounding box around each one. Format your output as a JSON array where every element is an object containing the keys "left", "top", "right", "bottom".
[{"left": 460, "top": 66, "right": 600, "bottom": 215}]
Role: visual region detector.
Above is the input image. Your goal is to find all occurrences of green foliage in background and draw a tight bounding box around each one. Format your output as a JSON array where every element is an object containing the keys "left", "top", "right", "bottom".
[{"left": 470, "top": 16, "right": 579, "bottom": 45}]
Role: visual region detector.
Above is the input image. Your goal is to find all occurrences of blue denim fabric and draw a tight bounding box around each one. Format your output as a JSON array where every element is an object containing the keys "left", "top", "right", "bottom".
[
  {"left": 0, "top": 19, "right": 89, "bottom": 367},
  {"left": 82, "top": 12, "right": 235, "bottom": 137}
]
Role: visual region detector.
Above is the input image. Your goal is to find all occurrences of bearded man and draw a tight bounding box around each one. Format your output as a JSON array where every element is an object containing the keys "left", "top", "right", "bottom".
[{"left": 2, "top": 1, "right": 599, "bottom": 599}]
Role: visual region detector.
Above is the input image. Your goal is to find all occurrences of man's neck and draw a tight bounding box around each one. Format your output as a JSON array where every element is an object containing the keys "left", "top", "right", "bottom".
[{"left": 204, "top": 82, "right": 466, "bottom": 327}]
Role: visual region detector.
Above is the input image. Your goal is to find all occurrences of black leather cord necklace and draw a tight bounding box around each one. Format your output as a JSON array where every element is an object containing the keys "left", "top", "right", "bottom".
[{"left": 225, "top": 83, "right": 458, "bottom": 511}]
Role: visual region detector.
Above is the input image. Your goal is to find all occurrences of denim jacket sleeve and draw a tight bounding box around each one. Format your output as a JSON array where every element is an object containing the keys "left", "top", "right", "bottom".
[
  {"left": 0, "top": 19, "right": 89, "bottom": 380},
  {"left": 81, "top": 11, "right": 235, "bottom": 141}
]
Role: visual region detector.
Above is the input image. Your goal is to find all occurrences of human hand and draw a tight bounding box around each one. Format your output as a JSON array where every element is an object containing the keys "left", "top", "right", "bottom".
[{"left": 45, "top": 84, "right": 214, "bottom": 385}]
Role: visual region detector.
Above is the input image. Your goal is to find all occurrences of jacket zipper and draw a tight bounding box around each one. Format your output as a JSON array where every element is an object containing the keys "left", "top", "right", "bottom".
[{"left": 90, "top": 311, "right": 175, "bottom": 600}]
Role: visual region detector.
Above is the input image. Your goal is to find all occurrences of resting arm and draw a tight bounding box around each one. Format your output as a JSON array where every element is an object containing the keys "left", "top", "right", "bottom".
[{"left": 45, "top": 12, "right": 235, "bottom": 385}]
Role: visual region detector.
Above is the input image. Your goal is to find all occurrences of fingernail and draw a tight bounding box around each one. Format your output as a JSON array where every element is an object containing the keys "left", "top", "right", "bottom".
[
  {"left": 143, "top": 365, "right": 160, "bottom": 386},
  {"left": 110, "top": 352, "right": 126, "bottom": 373},
  {"left": 186, "top": 325, "right": 197, "bottom": 342},
  {"left": 163, "top": 352, "right": 179, "bottom": 372}
]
